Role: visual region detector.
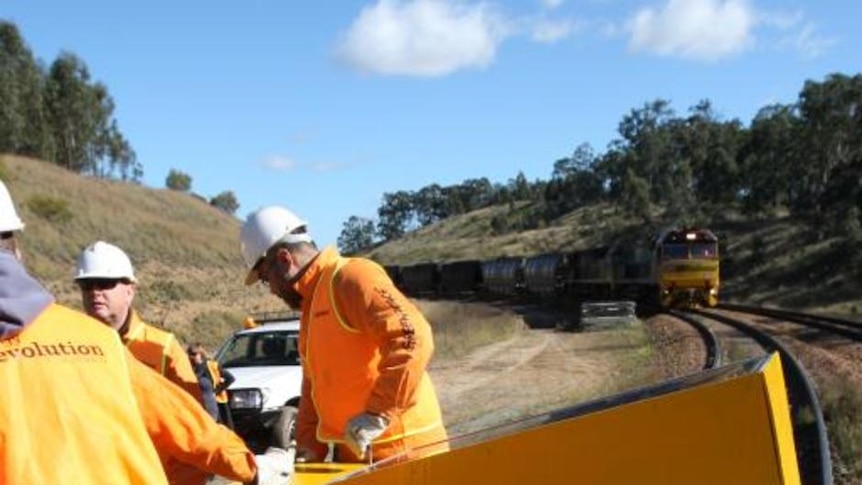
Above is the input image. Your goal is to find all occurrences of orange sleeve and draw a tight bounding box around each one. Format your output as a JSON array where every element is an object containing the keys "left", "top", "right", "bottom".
[
  {"left": 335, "top": 259, "right": 435, "bottom": 420},
  {"left": 164, "top": 337, "right": 205, "bottom": 405},
  {"left": 127, "top": 352, "right": 257, "bottom": 482},
  {"left": 296, "top": 375, "right": 328, "bottom": 461}
]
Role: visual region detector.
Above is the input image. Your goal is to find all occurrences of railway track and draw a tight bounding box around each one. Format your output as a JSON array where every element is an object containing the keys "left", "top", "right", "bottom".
[{"left": 664, "top": 306, "right": 841, "bottom": 485}]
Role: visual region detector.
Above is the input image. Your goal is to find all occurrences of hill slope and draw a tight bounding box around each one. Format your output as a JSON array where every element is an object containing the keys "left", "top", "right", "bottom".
[
  {"left": 366, "top": 201, "right": 862, "bottom": 316},
  {"left": 1, "top": 155, "right": 281, "bottom": 349},
  {"left": 4, "top": 154, "right": 859, "bottom": 355}
]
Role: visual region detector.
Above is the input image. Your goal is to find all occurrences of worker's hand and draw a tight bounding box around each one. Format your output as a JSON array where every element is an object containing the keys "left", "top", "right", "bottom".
[
  {"left": 344, "top": 413, "right": 389, "bottom": 460},
  {"left": 252, "top": 446, "right": 295, "bottom": 485},
  {"left": 295, "top": 445, "right": 324, "bottom": 463}
]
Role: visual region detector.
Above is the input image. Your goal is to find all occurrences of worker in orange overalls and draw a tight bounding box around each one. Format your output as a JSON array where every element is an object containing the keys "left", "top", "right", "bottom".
[
  {"left": 0, "top": 180, "right": 291, "bottom": 484},
  {"left": 74, "top": 240, "right": 218, "bottom": 484},
  {"left": 240, "top": 206, "right": 449, "bottom": 464},
  {"left": 74, "top": 241, "right": 203, "bottom": 400}
]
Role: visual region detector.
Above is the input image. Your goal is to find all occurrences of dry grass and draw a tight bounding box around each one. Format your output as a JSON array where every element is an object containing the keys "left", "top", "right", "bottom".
[
  {"left": 1, "top": 154, "right": 279, "bottom": 350},
  {"left": 3, "top": 153, "right": 860, "bottom": 350}
]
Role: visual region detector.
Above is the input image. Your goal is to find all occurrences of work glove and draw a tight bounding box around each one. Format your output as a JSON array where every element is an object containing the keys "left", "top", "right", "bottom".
[
  {"left": 344, "top": 413, "right": 389, "bottom": 460},
  {"left": 250, "top": 446, "right": 295, "bottom": 485}
]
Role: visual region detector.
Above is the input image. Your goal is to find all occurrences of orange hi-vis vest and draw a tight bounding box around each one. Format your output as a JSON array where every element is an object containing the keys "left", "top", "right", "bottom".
[
  {"left": 299, "top": 252, "right": 446, "bottom": 460},
  {"left": 123, "top": 311, "right": 208, "bottom": 485},
  {"left": 0, "top": 303, "right": 168, "bottom": 485},
  {"left": 206, "top": 359, "right": 228, "bottom": 403},
  {"left": 124, "top": 311, "right": 202, "bottom": 402}
]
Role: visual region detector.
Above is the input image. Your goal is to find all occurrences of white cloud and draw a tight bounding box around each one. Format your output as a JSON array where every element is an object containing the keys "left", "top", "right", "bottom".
[
  {"left": 336, "top": 0, "right": 509, "bottom": 77},
  {"left": 531, "top": 17, "right": 577, "bottom": 43},
  {"left": 262, "top": 155, "right": 297, "bottom": 172},
  {"left": 627, "top": 0, "right": 755, "bottom": 61},
  {"left": 540, "top": 0, "right": 564, "bottom": 9},
  {"left": 789, "top": 23, "right": 837, "bottom": 60}
]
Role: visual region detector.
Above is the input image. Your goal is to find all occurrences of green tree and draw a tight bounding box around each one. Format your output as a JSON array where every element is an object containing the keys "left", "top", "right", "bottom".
[
  {"left": 414, "top": 184, "right": 448, "bottom": 226},
  {"left": 209, "top": 190, "right": 239, "bottom": 215},
  {"left": 795, "top": 73, "right": 862, "bottom": 226},
  {"left": 0, "top": 22, "right": 52, "bottom": 159},
  {"left": 376, "top": 191, "right": 413, "bottom": 241},
  {"left": 338, "top": 216, "right": 376, "bottom": 255},
  {"left": 165, "top": 169, "right": 192, "bottom": 192},
  {"left": 738, "top": 104, "right": 799, "bottom": 216},
  {"left": 43, "top": 51, "right": 136, "bottom": 179},
  {"left": 681, "top": 100, "right": 743, "bottom": 208}
]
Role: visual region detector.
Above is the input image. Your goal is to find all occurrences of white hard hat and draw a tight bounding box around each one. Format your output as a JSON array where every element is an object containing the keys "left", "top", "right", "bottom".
[
  {"left": 240, "top": 206, "right": 313, "bottom": 285},
  {"left": 0, "top": 179, "right": 24, "bottom": 233},
  {"left": 74, "top": 241, "right": 137, "bottom": 282}
]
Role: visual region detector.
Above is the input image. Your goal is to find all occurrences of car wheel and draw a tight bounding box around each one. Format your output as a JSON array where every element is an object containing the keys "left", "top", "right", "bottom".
[{"left": 272, "top": 405, "right": 298, "bottom": 449}]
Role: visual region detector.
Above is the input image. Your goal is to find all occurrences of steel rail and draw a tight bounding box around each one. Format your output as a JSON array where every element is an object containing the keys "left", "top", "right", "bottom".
[{"left": 689, "top": 308, "right": 833, "bottom": 485}]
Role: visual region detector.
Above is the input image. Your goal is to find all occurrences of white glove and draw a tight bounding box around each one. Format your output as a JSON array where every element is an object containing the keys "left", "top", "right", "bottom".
[
  {"left": 253, "top": 446, "right": 295, "bottom": 485},
  {"left": 344, "top": 413, "right": 389, "bottom": 460}
]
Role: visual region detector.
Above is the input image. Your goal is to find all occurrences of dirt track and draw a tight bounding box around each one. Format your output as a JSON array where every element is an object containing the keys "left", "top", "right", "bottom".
[{"left": 429, "top": 318, "right": 655, "bottom": 436}]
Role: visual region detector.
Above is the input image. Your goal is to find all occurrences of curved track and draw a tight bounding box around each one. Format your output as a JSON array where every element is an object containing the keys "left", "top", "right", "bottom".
[{"left": 681, "top": 307, "right": 833, "bottom": 485}]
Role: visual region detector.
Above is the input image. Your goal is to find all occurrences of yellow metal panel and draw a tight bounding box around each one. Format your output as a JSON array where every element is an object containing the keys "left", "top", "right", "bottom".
[
  {"left": 292, "top": 463, "right": 365, "bottom": 485},
  {"left": 339, "top": 353, "right": 799, "bottom": 485},
  {"left": 761, "top": 355, "right": 802, "bottom": 484}
]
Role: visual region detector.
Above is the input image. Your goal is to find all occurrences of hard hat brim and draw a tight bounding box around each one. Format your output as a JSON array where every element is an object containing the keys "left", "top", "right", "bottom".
[{"left": 244, "top": 267, "right": 260, "bottom": 286}]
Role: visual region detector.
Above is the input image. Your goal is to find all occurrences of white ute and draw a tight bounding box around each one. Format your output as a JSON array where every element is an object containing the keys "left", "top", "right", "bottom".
[{"left": 215, "top": 314, "right": 302, "bottom": 453}]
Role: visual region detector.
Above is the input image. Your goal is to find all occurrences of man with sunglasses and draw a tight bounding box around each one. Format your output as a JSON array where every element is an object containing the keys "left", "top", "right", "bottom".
[
  {"left": 240, "top": 206, "right": 449, "bottom": 464},
  {"left": 0, "top": 180, "right": 293, "bottom": 484},
  {"left": 74, "top": 241, "right": 224, "bottom": 485},
  {"left": 75, "top": 241, "right": 203, "bottom": 402}
]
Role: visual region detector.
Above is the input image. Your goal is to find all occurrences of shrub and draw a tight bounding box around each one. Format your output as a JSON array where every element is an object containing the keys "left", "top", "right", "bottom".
[{"left": 26, "top": 195, "right": 73, "bottom": 223}]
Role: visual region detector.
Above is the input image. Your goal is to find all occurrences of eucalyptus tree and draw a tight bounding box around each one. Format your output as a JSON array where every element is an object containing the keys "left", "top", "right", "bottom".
[
  {"left": 0, "top": 21, "right": 51, "bottom": 158},
  {"left": 795, "top": 73, "right": 862, "bottom": 228},
  {"left": 43, "top": 51, "right": 135, "bottom": 179},
  {"left": 738, "top": 103, "right": 800, "bottom": 216},
  {"left": 678, "top": 100, "right": 744, "bottom": 209},
  {"left": 209, "top": 190, "right": 239, "bottom": 215},
  {"left": 338, "top": 216, "right": 377, "bottom": 255},
  {"left": 414, "top": 183, "right": 448, "bottom": 226},
  {"left": 377, "top": 190, "right": 414, "bottom": 241}
]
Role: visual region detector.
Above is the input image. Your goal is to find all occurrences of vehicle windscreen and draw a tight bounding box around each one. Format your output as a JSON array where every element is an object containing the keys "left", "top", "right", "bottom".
[
  {"left": 661, "top": 244, "right": 689, "bottom": 260},
  {"left": 217, "top": 331, "right": 300, "bottom": 367},
  {"left": 691, "top": 242, "right": 718, "bottom": 259}
]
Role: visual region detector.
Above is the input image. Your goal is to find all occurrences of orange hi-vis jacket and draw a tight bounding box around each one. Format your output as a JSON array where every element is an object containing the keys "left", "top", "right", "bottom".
[
  {"left": 124, "top": 310, "right": 210, "bottom": 485},
  {"left": 124, "top": 310, "right": 203, "bottom": 403},
  {"left": 1, "top": 304, "right": 258, "bottom": 485},
  {"left": 1, "top": 303, "right": 169, "bottom": 484},
  {"left": 206, "top": 359, "right": 228, "bottom": 403},
  {"left": 295, "top": 246, "right": 449, "bottom": 463}
]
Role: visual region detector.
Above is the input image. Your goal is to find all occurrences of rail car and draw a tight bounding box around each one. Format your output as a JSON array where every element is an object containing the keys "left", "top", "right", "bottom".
[{"left": 385, "top": 227, "right": 720, "bottom": 310}]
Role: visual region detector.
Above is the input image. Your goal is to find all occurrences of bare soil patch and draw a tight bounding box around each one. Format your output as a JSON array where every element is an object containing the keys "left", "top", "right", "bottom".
[{"left": 428, "top": 304, "right": 655, "bottom": 436}]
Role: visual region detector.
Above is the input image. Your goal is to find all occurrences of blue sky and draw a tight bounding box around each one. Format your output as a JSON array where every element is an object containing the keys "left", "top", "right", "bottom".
[{"left": 4, "top": 1, "right": 860, "bottom": 247}]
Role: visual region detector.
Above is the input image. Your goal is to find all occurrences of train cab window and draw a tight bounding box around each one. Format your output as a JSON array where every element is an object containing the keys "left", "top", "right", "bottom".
[
  {"left": 691, "top": 243, "right": 717, "bottom": 259},
  {"left": 661, "top": 244, "right": 689, "bottom": 260}
]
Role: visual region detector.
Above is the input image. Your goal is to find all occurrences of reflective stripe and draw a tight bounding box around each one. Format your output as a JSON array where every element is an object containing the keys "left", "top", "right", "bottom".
[
  {"left": 161, "top": 333, "right": 173, "bottom": 375},
  {"left": 329, "top": 258, "right": 360, "bottom": 334}
]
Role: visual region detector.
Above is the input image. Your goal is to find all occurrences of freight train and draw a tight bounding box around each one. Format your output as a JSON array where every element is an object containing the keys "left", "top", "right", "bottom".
[{"left": 383, "top": 228, "right": 720, "bottom": 310}]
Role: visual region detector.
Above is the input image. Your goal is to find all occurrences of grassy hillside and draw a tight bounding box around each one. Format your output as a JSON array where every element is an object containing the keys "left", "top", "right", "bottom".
[
  {"left": 1, "top": 155, "right": 284, "bottom": 350},
  {"left": 3, "top": 154, "right": 859, "bottom": 357},
  {"left": 366, "top": 201, "right": 862, "bottom": 315}
]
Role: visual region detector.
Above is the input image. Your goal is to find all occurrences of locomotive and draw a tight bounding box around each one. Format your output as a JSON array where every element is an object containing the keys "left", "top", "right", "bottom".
[{"left": 383, "top": 228, "right": 720, "bottom": 310}]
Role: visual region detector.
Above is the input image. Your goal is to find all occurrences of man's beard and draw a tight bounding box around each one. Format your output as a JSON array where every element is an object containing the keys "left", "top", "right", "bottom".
[{"left": 280, "top": 287, "right": 303, "bottom": 310}]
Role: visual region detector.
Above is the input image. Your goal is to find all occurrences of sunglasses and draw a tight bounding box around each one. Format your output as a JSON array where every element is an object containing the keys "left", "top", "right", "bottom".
[{"left": 77, "top": 278, "right": 125, "bottom": 291}]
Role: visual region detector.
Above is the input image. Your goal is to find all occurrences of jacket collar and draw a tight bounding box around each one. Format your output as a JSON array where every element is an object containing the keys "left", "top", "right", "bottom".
[
  {"left": 0, "top": 251, "right": 54, "bottom": 340},
  {"left": 293, "top": 245, "right": 340, "bottom": 305}
]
